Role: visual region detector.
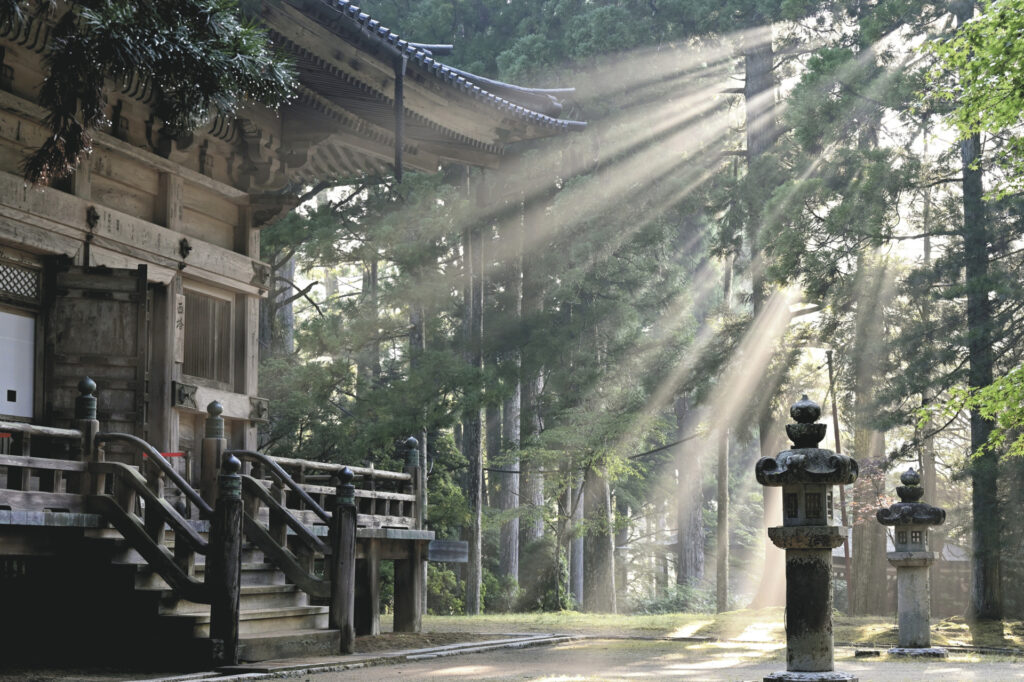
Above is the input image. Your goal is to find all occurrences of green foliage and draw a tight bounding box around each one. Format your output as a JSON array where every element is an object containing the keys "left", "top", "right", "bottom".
[
  {"left": 628, "top": 580, "right": 715, "bottom": 614},
  {"left": 921, "top": 365, "right": 1024, "bottom": 460},
  {"left": 6, "top": 0, "right": 295, "bottom": 183},
  {"left": 928, "top": 0, "right": 1024, "bottom": 194},
  {"left": 427, "top": 564, "right": 464, "bottom": 615},
  {"left": 482, "top": 569, "right": 520, "bottom": 613},
  {"left": 514, "top": 537, "right": 571, "bottom": 612}
]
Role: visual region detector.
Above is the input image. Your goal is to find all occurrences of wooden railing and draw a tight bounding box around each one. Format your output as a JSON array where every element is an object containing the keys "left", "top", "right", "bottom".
[
  {"left": 0, "top": 420, "right": 85, "bottom": 510},
  {"left": 245, "top": 452, "right": 420, "bottom": 530},
  {"left": 0, "top": 378, "right": 417, "bottom": 661}
]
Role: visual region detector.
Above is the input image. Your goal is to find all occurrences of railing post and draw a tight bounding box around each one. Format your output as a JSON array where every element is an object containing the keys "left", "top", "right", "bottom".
[
  {"left": 404, "top": 436, "right": 422, "bottom": 529},
  {"left": 394, "top": 436, "right": 423, "bottom": 633},
  {"left": 207, "top": 453, "right": 242, "bottom": 666},
  {"left": 145, "top": 459, "right": 166, "bottom": 544},
  {"left": 75, "top": 377, "right": 102, "bottom": 495},
  {"left": 330, "top": 467, "right": 357, "bottom": 654},
  {"left": 201, "top": 401, "right": 226, "bottom": 510}
]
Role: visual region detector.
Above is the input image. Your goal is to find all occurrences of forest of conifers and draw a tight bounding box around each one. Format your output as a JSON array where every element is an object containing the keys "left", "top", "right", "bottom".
[{"left": 252, "top": 0, "right": 1024, "bottom": 622}]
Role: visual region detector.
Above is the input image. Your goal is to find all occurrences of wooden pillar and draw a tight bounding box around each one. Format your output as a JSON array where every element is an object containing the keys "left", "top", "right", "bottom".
[
  {"left": 330, "top": 467, "right": 357, "bottom": 654},
  {"left": 394, "top": 437, "right": 423, "bottom": 632},
  {"left": 393, "top": 541, "right": 423, "bottom": 633},
  {"left": 406, "top": 437, "right": 424, "bottom": 529},
  {"left": 144, "top": 461, "right": 166, "bottom": 545},
  {"left": 355, "top": 539, "right": 381, "bottom": 636},
  {"left": 201, "top": 401, "right": 226, "bottom": 510},
  {"left": 75, "top": 377, "right": 102, "bottom": 495},
  {"left": 207, "top": 453, "right": 243, "bottom": 666}
]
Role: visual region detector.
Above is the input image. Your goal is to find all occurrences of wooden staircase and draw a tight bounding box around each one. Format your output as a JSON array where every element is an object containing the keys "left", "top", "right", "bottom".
[
  {"left": 0, "top": 380, "right": 432, "bottom": 669},
  {"left": 82, "top": 516, "right": 342, "bottom": 662}
]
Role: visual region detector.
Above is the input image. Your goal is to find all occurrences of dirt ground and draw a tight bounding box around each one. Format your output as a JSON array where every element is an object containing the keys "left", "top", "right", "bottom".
[
  {"left": 5, "top": 612, "right": 1024, "bottom": 681},
  {"left": 303, "top": 638, "right": 1024, "bottom": 681}
]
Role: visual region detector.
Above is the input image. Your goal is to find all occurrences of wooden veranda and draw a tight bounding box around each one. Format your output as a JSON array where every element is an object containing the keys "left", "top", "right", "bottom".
[{"left": 0, "top": 378, "right": 430, "bottom": 665}]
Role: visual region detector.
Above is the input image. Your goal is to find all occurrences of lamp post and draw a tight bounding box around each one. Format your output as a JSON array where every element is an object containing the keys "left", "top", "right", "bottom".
[
  {"left": 756, "top": 395, "right": 859, "bottom": 681},
  {"left": 876, "top": 468, "right": 946, "bottom": 657}
]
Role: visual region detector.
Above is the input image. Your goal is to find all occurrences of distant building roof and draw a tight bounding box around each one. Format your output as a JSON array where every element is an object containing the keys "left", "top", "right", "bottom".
[{"left": 252, "top": 0, "right": 585, "bottom": 181}]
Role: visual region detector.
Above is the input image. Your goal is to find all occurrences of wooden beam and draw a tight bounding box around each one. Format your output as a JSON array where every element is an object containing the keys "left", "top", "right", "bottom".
[
  {"left": 0, "top": 89, "right": 249, "bottom": 202},
  {"left": 157, "top": 172, "right": 184, "bottom": 232},
  {"left": 0, "top": 490, "right": 87, "bottom": 513},
  {"left": 0, "top": 171, "right": 267, "bottom": 295}
]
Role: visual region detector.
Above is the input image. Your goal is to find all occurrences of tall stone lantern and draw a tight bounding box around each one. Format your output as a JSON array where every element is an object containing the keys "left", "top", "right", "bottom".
[
  {"left": 755, "top": 395, "right": 859, "bottom": 682},
  {"left": 876, "top": 467, "right": 946, "bottom": 657}
]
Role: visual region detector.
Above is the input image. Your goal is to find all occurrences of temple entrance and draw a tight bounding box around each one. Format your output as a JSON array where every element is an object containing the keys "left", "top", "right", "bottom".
[{"left": 43, "top": 264, "right": 150, "bottom": 463}]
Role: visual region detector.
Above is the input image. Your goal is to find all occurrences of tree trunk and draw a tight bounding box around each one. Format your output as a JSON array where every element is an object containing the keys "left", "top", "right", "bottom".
[
  {"left": 849, "top": 429, "right": 889, "bottom": 615},
  {"left": 498, "top": 204, "right": 522, "bottom": 583},
  {"left": 961, "top": 127, "right": 1000, "bottom": 620},
  {"left": 848, "top": 254, "right": 892, "bottom": 616},
  {"left": 356, "top": 258, "right": 379, "bottom": 396},
  {"left": 259, "top": 255, "right": 296, "bottom": 359},
  {"left": 583, "top": 465, "right": 616, "bottom": 613},
  {"left": 952, "top": 6, "right": 999, "bottom": 618},
  {"left": 464, "top": 217, "right": 485, "bottom": 615},
  {"left": 656, "top": 501, "right": 668, "bottom": 596},
  {"left": 716, "top": 428, "right": 729, "bottom": 612},
  {"left": 674, "top": 396, "right": 704, "bottom": 584},
  {"left": 569, "top": 472, "right": 584, "bottom": 606},
  {"left": 520, "top": 202, "right": 545, "bottom": 547},
  {"left": 485, "top": 404, "right": 501, "bottom": 507},
  {"left": 743, "top": 25, "right": 786, "bottom": 610},
  {"left": 499, "top": 391, "right": 520, "bottom": 582},
  {"left": 614, "top": 496, "right": 629, "bottom": 608},
  {"left": 918, "top": 141, "right": 945, "bottom": 615},
  {"left": 408, "top": 260, "right": 428, "bottom": 616}
]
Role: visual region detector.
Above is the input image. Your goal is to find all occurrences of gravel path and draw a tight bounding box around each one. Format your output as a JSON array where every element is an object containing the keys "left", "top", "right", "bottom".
[{"left": 301, "top": 638, "right": 1024, "bottom": 681}]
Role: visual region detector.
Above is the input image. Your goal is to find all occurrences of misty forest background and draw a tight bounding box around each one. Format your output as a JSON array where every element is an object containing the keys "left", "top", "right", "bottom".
[{"left": 252, "top": 0, "right": 1024, "bottom": 622}]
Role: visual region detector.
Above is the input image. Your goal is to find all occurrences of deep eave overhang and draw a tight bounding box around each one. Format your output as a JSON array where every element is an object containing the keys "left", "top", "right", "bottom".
[{"left": 257, "top": 0, "right": 585, "bottom": 172}]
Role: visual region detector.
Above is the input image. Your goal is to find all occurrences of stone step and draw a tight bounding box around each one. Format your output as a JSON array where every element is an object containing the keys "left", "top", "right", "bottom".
[
  {"left": 235, "top": 628, "right": 341, "bottom": 662},
  {"left": 89, "top": 537, "right": 263, "bottom": 568},
  {"left": 160, "top": 584, "right": 309, "bottom": 615},
  {"left": 133, "top": 560, "right": 287, "bottom": 591},
  {"left": 164, "top": 605, "right": 329, "bottom": 638},
  {"left": 133, "top": 569, "right": 172, "bottom": 592},
  {"left": 193, "top": 561, "right": 287, "bottom": 586}
]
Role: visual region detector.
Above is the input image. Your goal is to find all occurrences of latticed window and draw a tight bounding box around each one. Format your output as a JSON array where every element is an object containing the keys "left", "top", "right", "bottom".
[
  {"left": 183, "top": 290, "right": 232, "bottom": 385},
  {"left": 806, "top": 492, "right": 822, "bottom": 518},
  {"left": 784, "top": 493, "right": 799, "bottom": 518},
  {"left": 0, "top": 259, "right": 40, "bottom": 305}
]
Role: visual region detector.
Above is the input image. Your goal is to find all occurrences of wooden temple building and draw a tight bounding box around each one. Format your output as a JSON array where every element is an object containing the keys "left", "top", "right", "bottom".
[{"left": 0, "top": 0, "right": 582, "bottom": 668}]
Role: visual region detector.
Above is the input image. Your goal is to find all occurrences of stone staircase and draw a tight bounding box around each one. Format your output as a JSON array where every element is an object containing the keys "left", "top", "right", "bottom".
[{"left": 84, "top": 524, "right": 341, "bottom": 662}]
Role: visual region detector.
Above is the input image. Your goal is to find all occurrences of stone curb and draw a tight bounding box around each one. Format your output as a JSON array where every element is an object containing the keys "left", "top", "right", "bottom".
[{"left": 130, "top": 633, "right": 584, "bottom": 682}]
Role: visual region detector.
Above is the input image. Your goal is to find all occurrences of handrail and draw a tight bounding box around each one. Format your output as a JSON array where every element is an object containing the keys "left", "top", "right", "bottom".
[
  {"left": 241, "top": 512, "right": 330, "bottom": 598},
  {"left": 241, "top": 475, "right": 328, "bottom": 555},
  {"left": 266, "top": 454, "right": 412, "bottom": 482},
  {"left": 228, "top": 449, "right": 330, "bottom": 525},
  {"left": 0, "top": 420, "right": 82, "bottom": 440},
  {"left": 91, "top": 496, "right": 210, "bottom": 603},
  {"left": 98, "top": 432, "right": 212, "bottom": 518},
  {"left": 92, "top": 461, "right": 208, "bottom": 554}
]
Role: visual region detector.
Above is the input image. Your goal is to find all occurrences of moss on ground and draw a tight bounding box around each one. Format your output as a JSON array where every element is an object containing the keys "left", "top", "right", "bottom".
[{"left": 417, "top": 610, "right": 1024, "bottom": 649}]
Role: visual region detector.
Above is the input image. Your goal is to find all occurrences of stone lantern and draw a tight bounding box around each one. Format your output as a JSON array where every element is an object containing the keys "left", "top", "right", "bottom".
[
  {"left": 876, "top": 467, "right": 946, "bottom": 657},
  {"left": 755, "top": 395, "right": 859, "bottom": 682}
]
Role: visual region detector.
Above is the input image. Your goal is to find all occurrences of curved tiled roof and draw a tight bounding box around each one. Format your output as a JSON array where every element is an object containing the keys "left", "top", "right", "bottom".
[{"left": 297, "top": 0, "right": 586, "bottom": 134}]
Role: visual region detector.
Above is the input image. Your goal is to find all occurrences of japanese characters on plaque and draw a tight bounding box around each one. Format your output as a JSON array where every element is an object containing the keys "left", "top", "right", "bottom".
[{"left": 174, "top": 293, "right": 185, "bottom": 363}]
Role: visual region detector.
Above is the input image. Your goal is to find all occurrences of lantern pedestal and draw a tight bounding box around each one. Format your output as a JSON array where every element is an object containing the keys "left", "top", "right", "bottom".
[
  {"left": 877, "top": 468, "right": 947, "bottom": 658},
  {"left": 756, "top": 396, "right": 859, "bottom": 682}
]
